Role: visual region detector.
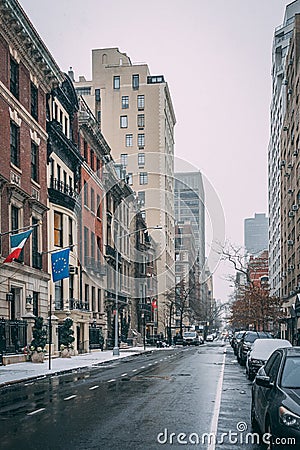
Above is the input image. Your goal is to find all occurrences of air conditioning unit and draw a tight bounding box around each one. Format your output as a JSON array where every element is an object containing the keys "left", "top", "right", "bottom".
[
  {"left": 287, "top": 239, "right": 294, "bottom": 245},
  {"left": 280, "top": 160, "right": 286, "bottom": 167},
  {"left": 282, "top": 272, "right": 287, "bottom": 277},
  {"left": 293, "top": 149, "right": 299, "bottom": 157},
  {"left": 287, "top": 163, "right": 293, "bottom": 169},
  {"left": 283, "top": 79, "right": 288, "bottom": 85},
  {"left": 290, "top": 290, "right": 295, "bottom": 296},
  {"left": 288, "top": 265, "right": 295, "bottom": 270},
  {"left": 288, "top": 189, "right": 293, "bottom": 194},
  {"left": 288, "top": 211, "right": 295, "bottom": 217},
  {"left": 69, "top": 266, "right": 78, "bottom": 275},
  {"left": 283, "top": 126, "right": 289, "bottom": 131},
  {"left": 292, "top": 204, "right": 299, "bottom": 211},
  {"left": 288, "top": 88, "right": 293, "bottom": 94}
]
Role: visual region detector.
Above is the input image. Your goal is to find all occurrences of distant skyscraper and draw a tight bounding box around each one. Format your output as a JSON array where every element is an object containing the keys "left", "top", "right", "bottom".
[
  {"left": 175, "top": 171, "right": 205, "bottom": 275},
  {"left": 244, "top": 213, "right": 268, "bottom": 255}
]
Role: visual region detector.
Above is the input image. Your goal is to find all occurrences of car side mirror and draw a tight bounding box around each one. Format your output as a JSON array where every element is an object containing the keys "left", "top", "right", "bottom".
[{"left": 255, "top": 375, "right": 273, "bottom": 388}]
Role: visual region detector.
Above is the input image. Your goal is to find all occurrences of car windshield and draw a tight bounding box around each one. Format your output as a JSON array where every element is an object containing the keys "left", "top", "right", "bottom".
[
  {"left": 281, "top": 356, "right": 300, "bottom": 388},
  {"left": 245, "top": 332, "right": 272, "bottom": 343},
  {"left": 184, "top": 332, "right": 196, "bottom": 337}
]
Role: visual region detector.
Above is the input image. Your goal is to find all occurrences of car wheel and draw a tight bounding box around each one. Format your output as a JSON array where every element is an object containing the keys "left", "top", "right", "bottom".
[{"left": 251, "top": 400, "right": 260, "bottom": 433}]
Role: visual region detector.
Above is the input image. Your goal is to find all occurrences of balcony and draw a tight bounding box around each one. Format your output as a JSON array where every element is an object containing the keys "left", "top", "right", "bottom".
[
  {"left": 48, "top": 177, "right": 78, "bottom": 210},
  {"left": 69, "top": 298, "right": 89, "bottom": 311},
  {"left": 84, "top": 256, "right": 107, "bottom": 276}
]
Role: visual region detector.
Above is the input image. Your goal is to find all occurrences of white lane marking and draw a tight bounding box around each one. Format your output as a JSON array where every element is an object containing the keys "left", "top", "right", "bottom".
[
  {"left": 121, "top": 373, "right": 128, "bottom": 377},
  {"left": 207, "top": 353, "right": 226, "bottom": 450},
  {"left": 27, "top": 408, "right": 45, "bottom": 416},
  {"left": 148, "top": 363, "right": 152, "bottom": 366},
  {"left": 107, "top": 379, "right": 116, "bottom": 383},
  {"left": 64, "top": 395, "right": 77, "bottom": 401},
  {"left": 160, "top": 359, "right": 163, "bottom": 362},
  {"left": 89, "top": 385, "right": 99, "bottom": 390},
  {"left": 24, "top": 382, "right": 34, "bottom": 386},
  {"left": 132, "top": 369, "right": 137, "bottom": 372},
  {"left": 140, "top": 366, "right": 145, "bottom": 369}
]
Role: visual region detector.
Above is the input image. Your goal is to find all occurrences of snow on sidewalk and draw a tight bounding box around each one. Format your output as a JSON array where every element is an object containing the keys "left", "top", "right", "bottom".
[{"left": 0, "top": 346, "right": 157, "bottom": 387}]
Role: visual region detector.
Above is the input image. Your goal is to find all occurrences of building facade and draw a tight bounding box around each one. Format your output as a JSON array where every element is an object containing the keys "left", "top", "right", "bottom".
[
  {"left": 269, "top": 0, "right": 300, "bottom": 297},
  {"left": 280, "top": 14, "right": 300, "bottom": 344},
  {"left": 0, "top": 0, "right": 62, "bottom": 362},
  {"left": 73, "top": 48, "right": 176, "bottom": 334}
]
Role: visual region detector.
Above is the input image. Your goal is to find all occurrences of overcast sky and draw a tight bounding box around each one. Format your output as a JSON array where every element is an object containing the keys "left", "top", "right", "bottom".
[{"left": 19, "top": 0, "right": 291, "bottom": 301}]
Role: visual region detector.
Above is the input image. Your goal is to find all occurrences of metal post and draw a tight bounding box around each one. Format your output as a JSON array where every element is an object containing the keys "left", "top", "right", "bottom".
[
  {"left": 143, "top": 313, "right": 146, "bottom": 350},
  {"left": 113, "top": 240, "right": 119, "bottom": 356},
  {"left": 49, "top": 294, "right": 52, "bottom": 370}
]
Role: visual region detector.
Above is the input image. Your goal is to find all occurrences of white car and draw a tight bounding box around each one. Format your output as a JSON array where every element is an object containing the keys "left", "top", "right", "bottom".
[
  {"left": 206, "top": 334, "right": 214, "bottom": 342},
  {"left": 246, "top": 338, "right": 292, "bottom": 380}
]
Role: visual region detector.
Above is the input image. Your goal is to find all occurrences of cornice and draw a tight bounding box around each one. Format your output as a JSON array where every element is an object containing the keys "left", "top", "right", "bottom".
[{"left": 0, "top": 0, "right": 63, "bottom": 90}]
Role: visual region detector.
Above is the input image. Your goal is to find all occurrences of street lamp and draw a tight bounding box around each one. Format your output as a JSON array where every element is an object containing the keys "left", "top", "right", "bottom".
[{"left": 113, "top": 225, "right": 162, "bottom": 356}]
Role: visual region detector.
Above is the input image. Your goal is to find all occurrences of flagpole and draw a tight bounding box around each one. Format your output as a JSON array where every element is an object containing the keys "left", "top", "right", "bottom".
[
  {"left": 49, "top": 294, "right": 52, "bottom": 371},
  {"left": 0, "top": 222, "right": 40, "bottom": 237},
  {"left": 42, "top": 244, "right": 75, "bottom": 255}
]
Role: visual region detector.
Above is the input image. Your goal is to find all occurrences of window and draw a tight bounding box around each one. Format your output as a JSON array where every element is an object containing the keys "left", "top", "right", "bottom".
[
  {"left": 10, "top": 122, "right": 19, "bottom": 167},
  {"left": 127, "top": 173, "right": 133, "bottom": 185},
  {"left": 138, "top": 133, "right": 145, "bottom": 148},
  {"left": 97, "top": 194, "right": 101, "bottom": 219},
  {"left": 122, "top": 96, "right": 129, "bottom": 109},
  {"left": 54, "top": 212, "right": 63, "bottom": 246},
  {"left": 97, "top": 236, "right": 101, "bottom": 261},
  {"left": 113, "top": 76, "right": 120, "bottom": 90},
  {"left": 137, "top": 95, "right": 144, "bottom": 110},
  {"left": 68, "top": 217, "right": 73, "bottom": 246},
  {"left": 69, "top": 274, "right": 74, "bottom": 300},
  {"left": 64, "top": 117, "right": 68, "bottom": 136},
  {"left": 31, "top": 83, "right": 38, "bottom": 120},
  {"left": 91, "top": 231, "right": 95, "bottom": 259},
  {"left": 138, "top": 191, "right": 145, "bottom": 206},
  {"left": 120, "top": 115, "right": 128, "bottom": 128},
  {"left": 95, "top": 88, "right": 101, "bottom": 102},
  {"left": 84, "top": 227, "right": 89, "bottom": 259},
  {"left": 137, "top": 114, "right": 145, "bottom": 128},
  {"left": 92, "top": 286, "right": 96, "bottom": 312},
  {"left": 84, "top": 140, "right": 88, "bottom": 160},
  {"left": 139, "top": 172, "right": 148, "bottom": 185},
  {"left": 91, "top": 188, "right": 95, "bottom": 213},
  {"left": 55, "top": 280, "right": 63, "bottom": 310},
  {"left": 126, "top": 134, "right": 133, "bottom": 147},
  {"left": 32, "top": 217, "right": 40, "bottom": 268},
  {"left": 132, "top": 74, "right": 139, "bottom": 90},
  {"left": 98, "top": 289, "right": 101, "bottom": 313},
  {"left": 11, "top": 205, "right": 19, "bottom": 232},
  {"left": 32, "top": 292, "right": 39, "bottom": 317},
  {"left": 85, "top": 284, "right": 89, "bottom": 310},
  {"left": 138, "top": 153, "right": 145, "bottom": 166},
  {"left": 31, "top": 142, "right": 39, "bottom": 182},
  {"left": 90, "top": 149, "right": 95, "bottom": 170},
  {"left": 96, "top": 158, "right": 101, "bottom": 173},
  {"left": 10, "top": 57, "right": 19, "bottom": 99},
  {"left": 84, "top": 181, "right": 88, "bottom": 207},
  {"left": 121, "top": 154, "right": 128, "bottom": 167}
]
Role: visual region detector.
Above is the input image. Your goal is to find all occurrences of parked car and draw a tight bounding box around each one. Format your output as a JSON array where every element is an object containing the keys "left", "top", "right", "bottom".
[
  {"left": 237, "top": 331, "right": 273, "bottom": 366},
  {"left": 206, "top": 334, "right": 214, "bottom": 342},
  {"left": 246, "top": 339, "right": 292, "bottom": 380},
  {"left": 182, "top": 331, "right": 201, "bottom": 346},
  {"left": 251, "top": 347, "right": 300, "bottom": 447},
  {"left": 231, "top": 331, "right": 246, "bottom": 355}
]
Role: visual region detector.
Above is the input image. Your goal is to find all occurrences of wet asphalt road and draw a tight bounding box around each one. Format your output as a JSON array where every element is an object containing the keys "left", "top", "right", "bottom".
[{"left": 0, "top": 344, "right": 226, "bottom": 450}]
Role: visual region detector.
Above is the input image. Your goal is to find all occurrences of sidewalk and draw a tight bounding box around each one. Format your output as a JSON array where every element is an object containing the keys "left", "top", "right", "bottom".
[{"left": 0, "top": 346, "right": 157, "bottom": 388}]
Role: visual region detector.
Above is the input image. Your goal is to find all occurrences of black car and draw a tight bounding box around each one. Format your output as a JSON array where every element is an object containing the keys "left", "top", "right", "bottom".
[
  {"left": 237, "top": 331, "right": 273, "bottom": 366},
  {"left": 251, "top": 347, "right": 300, "bottom": 448},
  {"left": 231, "top": 331, "right": 246, "bottom": 355}
]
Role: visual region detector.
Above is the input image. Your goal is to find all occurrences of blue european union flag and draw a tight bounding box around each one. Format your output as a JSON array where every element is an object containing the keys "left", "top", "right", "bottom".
[{"left": 51, "top": 248, "right": 70, "bottom": 282}]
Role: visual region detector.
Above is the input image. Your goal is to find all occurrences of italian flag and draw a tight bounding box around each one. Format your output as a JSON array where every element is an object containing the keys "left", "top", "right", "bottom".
[{"left": 4, "top": 229, "right": 33, "bottom": 263}]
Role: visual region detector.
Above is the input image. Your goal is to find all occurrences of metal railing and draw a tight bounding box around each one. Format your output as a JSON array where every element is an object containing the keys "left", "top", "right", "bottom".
[{"left": 50, "top": 177, "right": 78, "bottom": 199}]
